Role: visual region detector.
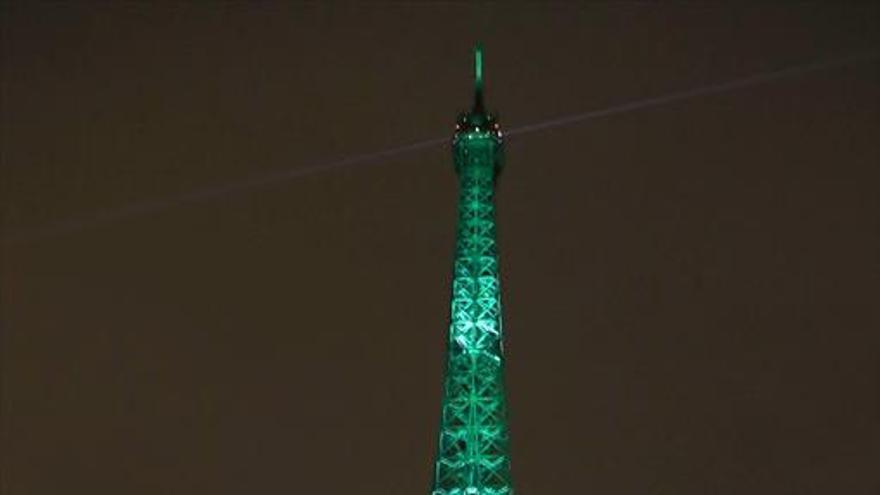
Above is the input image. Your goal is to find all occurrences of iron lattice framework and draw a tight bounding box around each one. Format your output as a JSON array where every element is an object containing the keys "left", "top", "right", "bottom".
[{"left": 431, "top": 46, "right": 513, "bottom": 495}]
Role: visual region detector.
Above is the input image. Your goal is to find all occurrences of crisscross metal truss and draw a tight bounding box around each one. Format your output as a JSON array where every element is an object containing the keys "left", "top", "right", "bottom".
[{"left": 431, "top": 129, "right": 512, "bottom": 495}]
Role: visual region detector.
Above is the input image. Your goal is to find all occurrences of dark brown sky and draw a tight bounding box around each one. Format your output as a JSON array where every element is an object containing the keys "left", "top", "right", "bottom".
[{"left": 2, "top": 4, "right": 879, "bottom": 494}]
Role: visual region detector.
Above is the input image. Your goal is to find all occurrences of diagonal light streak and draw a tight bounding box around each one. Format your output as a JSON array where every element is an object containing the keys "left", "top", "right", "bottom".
[
  {"left": 2, "top": 137, "right": 449, "bottom": 245},
  {"left": 3, "top": 51, "right": 877, "bottom": 246},
  {"left": 505, "top": 51, "right": 879, "bottom": 136}
]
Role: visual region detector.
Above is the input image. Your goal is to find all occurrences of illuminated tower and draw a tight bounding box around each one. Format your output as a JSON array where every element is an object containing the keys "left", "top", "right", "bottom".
[{"left": 431, "top": 45, "right": 513, "bottom": 495}]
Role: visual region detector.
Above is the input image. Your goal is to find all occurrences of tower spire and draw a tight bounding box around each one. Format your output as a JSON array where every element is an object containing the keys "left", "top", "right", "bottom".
[{"left": 474, "top": 43, "right": 485, "bottom": 113}]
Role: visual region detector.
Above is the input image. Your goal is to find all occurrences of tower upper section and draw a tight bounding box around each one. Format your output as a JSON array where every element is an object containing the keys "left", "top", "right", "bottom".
[
  {"left": 453, "top": 45, "right": 503, "bottom": 178},
  {"left": 432, "top": 43, "right": 513, "bottom": 495}
]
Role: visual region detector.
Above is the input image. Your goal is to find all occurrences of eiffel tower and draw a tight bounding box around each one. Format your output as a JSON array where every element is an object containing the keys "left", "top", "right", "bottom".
[{"left": 430, "top": 45, "right": 513, "bottom": 495}]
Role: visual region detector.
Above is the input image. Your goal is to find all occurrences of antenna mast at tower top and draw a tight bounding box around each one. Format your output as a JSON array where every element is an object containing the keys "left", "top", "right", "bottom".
[{"left": 474, "top": 44, "right": 485, "bottom": 114}]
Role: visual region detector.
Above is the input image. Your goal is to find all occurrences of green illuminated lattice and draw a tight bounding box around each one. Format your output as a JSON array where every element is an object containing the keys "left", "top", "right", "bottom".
[{"left": 431, "top": 45, "right": 513, "bottom": 495}]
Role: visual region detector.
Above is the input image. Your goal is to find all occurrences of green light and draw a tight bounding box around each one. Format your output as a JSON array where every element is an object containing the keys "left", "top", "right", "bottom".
[
  {"left": 431, "top": 45, "right": 513, "bottom": 495},
  {"left": 473, "top": 44, "right": 485, "bottom": 113},
  {"left": 475, "top": 44, "right": 483, "bottom": 95}
]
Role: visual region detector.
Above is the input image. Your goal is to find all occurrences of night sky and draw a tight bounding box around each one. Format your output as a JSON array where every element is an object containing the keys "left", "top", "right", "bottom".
[{"left": 2, "top": 4, "right": 879, "bottom": 494}]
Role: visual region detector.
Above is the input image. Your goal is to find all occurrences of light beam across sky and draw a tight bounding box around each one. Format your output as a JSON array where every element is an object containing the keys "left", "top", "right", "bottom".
[{"left": 2, "top": 51, "right": 877, "bottom": 246}]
